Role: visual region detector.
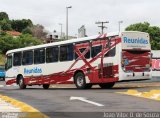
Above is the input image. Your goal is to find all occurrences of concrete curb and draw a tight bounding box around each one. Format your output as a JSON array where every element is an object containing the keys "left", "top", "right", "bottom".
[{"left": 0, "top": 94, "right": 49, "bottom": 118}]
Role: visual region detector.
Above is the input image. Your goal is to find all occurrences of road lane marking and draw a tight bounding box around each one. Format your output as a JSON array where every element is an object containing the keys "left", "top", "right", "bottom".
[
  {"left": 0, "top": 98, "right": 20, "bottom": 112},
  {"left": 0, "top": 94, "right": 49, "bottom": 118},
  {"left": 0, "top": 85, "right": 4, "bottom": 88},
  {"left": 70, "top": 96, "right": 104, "bottom": 107},
  {"left": 117, "top": 89, "right": 160, "bottom": 101}
]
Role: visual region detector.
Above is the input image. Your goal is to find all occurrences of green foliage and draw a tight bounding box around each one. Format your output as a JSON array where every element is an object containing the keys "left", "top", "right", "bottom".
[
  {"left": 0, "top": 12, "right": 47, "bottom": 42},
  {"left": 0, "top": 12, "right": 9, "bottom": 20},
  {"left": 17, "top": 34, "right": 42, "bottom": 48},
  {"left": 11, "top": 19, "right": 33, "bottom": 32},
  {"left": 125, "top": 22, "right": 160, "bottom": 50},
  {"left": 0, "top": 19, "right": 12, "bottom": 30},
  {"left": 0, "top": 33, "right": 42, "bottom": 54},
  {"left": 22, "top": 27, "right": 32, "bottom": 34},
  {"left": 0, "top": 54, "right": 5, "bottom": 65}
]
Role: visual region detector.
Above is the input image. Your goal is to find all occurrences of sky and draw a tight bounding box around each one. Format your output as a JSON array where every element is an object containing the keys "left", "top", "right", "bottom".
[{"left": 0, "top": 0, "right": 160, "bottom": 36}]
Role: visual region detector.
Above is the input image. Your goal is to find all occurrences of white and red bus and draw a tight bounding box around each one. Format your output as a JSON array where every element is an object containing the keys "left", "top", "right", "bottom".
[
  {"left": 5, "top": 31, "right": 152, "bottom": 89},
  {"left": 152, "top": 50, "right": 160, "bottom": 79}
]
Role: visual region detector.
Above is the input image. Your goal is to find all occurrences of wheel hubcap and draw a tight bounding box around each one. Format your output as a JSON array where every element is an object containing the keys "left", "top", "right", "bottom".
[
  {"left": 19, "top": 79, "right": 23, "bottom": 86},
  {"left": 77, "top": 76, "right": 84, "bottom": 87}
]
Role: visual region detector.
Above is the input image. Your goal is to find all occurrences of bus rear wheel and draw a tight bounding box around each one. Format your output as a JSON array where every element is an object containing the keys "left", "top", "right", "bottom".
[
  {"left": 99, "top": 82, "right": 115, "bottom": 89},
  {"left": 74, "top": 72, "right": 92, "bottom": 89},
  {"left": 43, "top": 84, "right": 50, "bottom": 89},
  {"left": 18, "top": 76, "right": 26, "bottom": 89}
]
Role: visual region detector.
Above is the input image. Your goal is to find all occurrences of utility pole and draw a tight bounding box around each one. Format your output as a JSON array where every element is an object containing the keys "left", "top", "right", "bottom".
[{"left": 95, "top": 21, "right": 109, "bottom": 34}]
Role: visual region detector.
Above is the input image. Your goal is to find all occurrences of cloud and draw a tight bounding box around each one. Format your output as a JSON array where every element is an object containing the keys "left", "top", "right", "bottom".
[{"left": 0, "top": 0, "right": 159, "bottom": 36}]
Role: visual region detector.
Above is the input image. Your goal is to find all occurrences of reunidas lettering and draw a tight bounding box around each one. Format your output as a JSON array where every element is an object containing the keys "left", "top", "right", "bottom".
[
  {"left": 123, "top": 37, "right": 148, "bottom": 44},
  {"left": 24, "top": 67, "right": 42, "bottom": 74}
]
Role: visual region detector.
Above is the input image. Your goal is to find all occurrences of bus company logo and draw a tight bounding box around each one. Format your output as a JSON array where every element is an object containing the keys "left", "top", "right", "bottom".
[
  {"left": 152, "top": 59, "right": 160, "bottom": 71},
  {"left": 123, "top": 37, "right": 148, "bottom": 44},
  {"left": 24, "top": 67, "right": 42, "bottom": 74}
]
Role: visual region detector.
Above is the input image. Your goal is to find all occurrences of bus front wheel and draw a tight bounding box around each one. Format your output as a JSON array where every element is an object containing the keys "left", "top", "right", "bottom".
[
  {"left": 99, "top": 82, "right": 115, "bottom": 89},
  {"left": 18, "top": 76, "right": 26, "bottom": 89},
  {"left": 74, "top": 72, "right": 92, "bottom": 89},
  {"left": 43, "top": 84, "right": 50, "bottom": 89}
]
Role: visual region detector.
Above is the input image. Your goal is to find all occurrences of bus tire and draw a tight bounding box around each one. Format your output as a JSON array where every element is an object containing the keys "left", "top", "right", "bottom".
[
  {"left": 43, "top": 84, "right": 50, "bottom": 89},
  {"left": 3, "top": 77, "right": 5, "bottom": 81},
  {"left": 18, "top": 76, "right": 26, "bottom": 89},
  {"left": 74, "top": 72, "right": 90, "bottom": 89},
  {"left": 99, "top": 82, "right": 115, "bottom": 89}
]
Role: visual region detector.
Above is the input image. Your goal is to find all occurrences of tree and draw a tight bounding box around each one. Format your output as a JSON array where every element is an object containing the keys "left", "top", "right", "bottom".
[
  {"left": 31, "top": 24, "right": 47, "bottom": 41},
  {"left": 22, "top": 27, "right": 32, "bottom": 34},
  {"left": 0, "top": 19, "right": 12, "bottom": 30},
  {"left": 0, "top": 33, "right": 42, "bottom": 54},
  {"left": 11, "top": 19, "right": 33, "bottom": 32},
  {"left": 125, "top": 22, "right": 160, "bottom": 50},
  {"left": 17, "top": 34, "right": 42, "bottom": 48},
  {"left": 0, "top": 12, "right": 9, "bottom": 20}
]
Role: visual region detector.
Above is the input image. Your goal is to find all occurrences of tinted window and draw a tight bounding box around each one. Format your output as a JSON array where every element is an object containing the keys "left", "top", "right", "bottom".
[
  {"left": 60, "top": 44, "right": 73, "bottom": 61},
  {"left": 34, "top": 49, "right": 45, "bottom": 64},
  {"left": 105, "top": 47, "right": 116, "bottom": 57},
  {"left": 75, "top": 42, "right": 90, "bottom": 59},
  {"left": 13, "top": 52, "right": 22, "bottom": 66},
  {"left": 22, "top": 51, "right": 33, "bottom": 65},
  {"left": 106, "top": 37, "right": 111, "bottom": 48},
  {"left": 46, "top": 47, "right": 59, "bottom": 63},
  {"left": 91, "top": 45, "right": 102, "bottom": 57},
  {"left": 105, "top": 36, "right": 116, "bottom": 57},
  {"left": 6, "top": 55, "right": 12, "bottom": 70}
]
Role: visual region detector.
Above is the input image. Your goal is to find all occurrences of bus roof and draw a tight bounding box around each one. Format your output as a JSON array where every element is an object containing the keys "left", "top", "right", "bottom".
[{"left": 6, "top": 31, "right": 149, "bottom": 55}]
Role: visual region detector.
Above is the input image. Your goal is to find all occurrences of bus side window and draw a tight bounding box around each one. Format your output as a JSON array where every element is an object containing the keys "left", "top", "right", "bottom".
[
  {"left": 91, "top": 40, "right": 103, "bottom": 58},
  {"left": 34, "top": 49, "right": 45, "bottom": 64},
  {"left": 106, "top": 37, "right": 110, "bottom": 48},
  {"left": 75, "top": 42, "right": 90, "bottom": 59},
  {"left": 91, "top": 45, "right": 102, "bottom": 58},
  {"left": 105, "top": 36, "right": 116, "bottom": 57},
  {"left": 13, "top": 52, "right": 22, "bottom": 66},
  {"left": 46, "top": 47, "right": 59, "bottom": 63},
  {"left": 6, "top": 55, "right": 12, "bottom": 70},
  {"left": 60, "top": 44, "right": 73, "bottom": 62},
  {"left": 22, "top": 51, "right": 33, "bottom": 65},
  {"left": 105, "top": 47, "right": 116, "bottom": 57}
]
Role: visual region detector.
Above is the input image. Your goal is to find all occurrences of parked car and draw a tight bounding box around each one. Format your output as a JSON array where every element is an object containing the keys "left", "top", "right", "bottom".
[{"left": 0, "top": 65, "right": 5, "bottom": 81}]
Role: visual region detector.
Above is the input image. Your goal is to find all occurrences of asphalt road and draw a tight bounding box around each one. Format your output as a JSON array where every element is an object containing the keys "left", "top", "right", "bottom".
[{"left": 0, "top": 80, "right": 160, "bottom": 118}]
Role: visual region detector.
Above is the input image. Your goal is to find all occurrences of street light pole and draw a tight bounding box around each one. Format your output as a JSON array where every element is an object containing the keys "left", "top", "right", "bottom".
[
  {"left": 66, "top": 6, "right": 72, "bottom": 40},
  {"left": 118, "top": 21, "right": 123, "bottom": 32},
  {"left": 95, "top": 21, "right": 109, "bottom": 34},
  {"left": 59, "top": 23, "right": 63, "bottom": 39}
]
